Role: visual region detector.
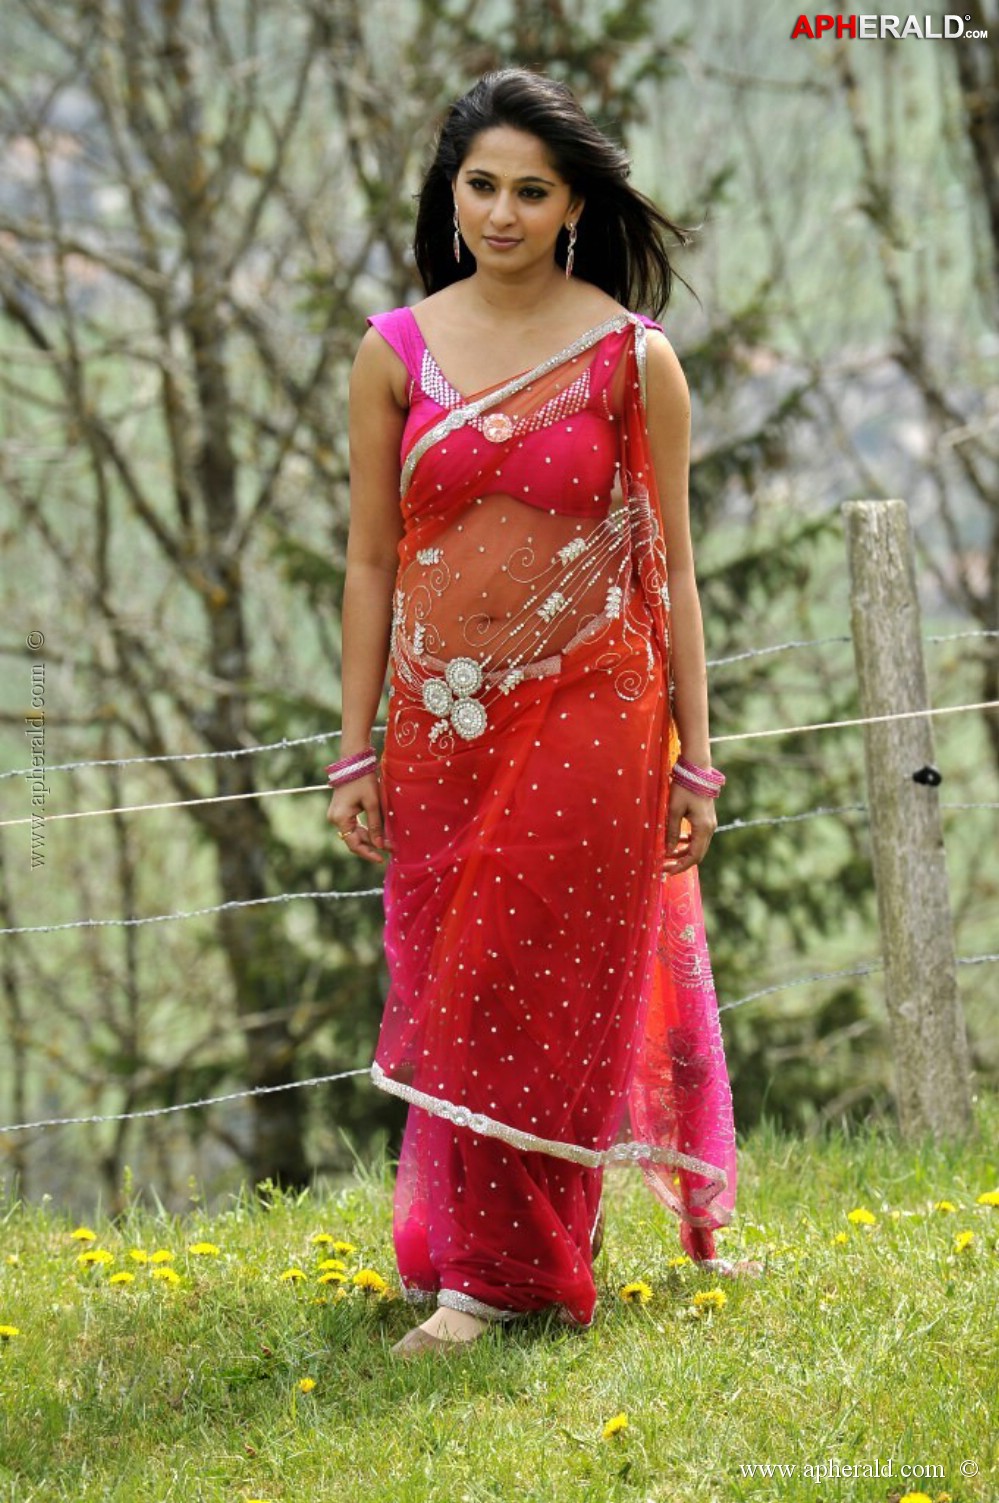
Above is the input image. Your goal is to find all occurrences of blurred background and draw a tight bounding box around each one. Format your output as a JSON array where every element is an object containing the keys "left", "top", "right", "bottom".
[{"left": 0, "top": 0, "right": 995, "bottom": 1212}]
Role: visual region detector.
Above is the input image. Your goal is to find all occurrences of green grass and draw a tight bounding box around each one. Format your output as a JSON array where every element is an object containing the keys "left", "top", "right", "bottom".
[{"left": 2, "top": 1095, "right": 997, "bottom": 1503}]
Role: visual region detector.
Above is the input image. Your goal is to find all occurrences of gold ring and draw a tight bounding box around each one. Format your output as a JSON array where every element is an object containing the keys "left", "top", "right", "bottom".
[{"left": 338, "top": 828, "right": 354, "bottom": 842}]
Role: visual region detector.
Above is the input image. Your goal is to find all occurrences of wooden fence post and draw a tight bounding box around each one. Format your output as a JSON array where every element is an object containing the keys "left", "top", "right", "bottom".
[{"left": 844, "top": 498, "right": 974, "bottom": 1142}]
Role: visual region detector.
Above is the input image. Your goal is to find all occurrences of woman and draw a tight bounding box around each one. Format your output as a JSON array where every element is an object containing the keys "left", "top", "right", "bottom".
[{"left": 326, "top": 69, "right": 747, "bottom": 1358}]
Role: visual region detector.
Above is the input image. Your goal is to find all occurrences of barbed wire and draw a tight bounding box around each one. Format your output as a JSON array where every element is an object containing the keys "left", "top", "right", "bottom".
[
  {"left": 0, "top": 888, "right": 385, "bottom": 937},
  {"left": 2, "top": 629, "right": 995, "bottom": 786},
  {"left": 720, "top": 951, "right": 998, "bottom": 1011},
  {"left": 3, "top": 698, "right": 997, "bottom": 831},
  {"left": 2, "top": 950, "right": 995, "bottom": 1138}
]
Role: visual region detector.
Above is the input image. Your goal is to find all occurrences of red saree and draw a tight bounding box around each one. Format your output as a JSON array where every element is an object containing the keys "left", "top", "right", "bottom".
[{"left": 366, "top": 306, "right": 737, "bottom": 1328}]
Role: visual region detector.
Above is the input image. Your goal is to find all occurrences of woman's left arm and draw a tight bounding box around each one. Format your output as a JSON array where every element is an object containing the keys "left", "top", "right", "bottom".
[{"left": 644, "top": 329, "right": 718, "bottom": 874}]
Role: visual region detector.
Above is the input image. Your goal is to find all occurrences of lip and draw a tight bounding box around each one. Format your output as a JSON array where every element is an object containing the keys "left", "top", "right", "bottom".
[{"left": 483, "top": 236, "right": 521, "bottom": 248}]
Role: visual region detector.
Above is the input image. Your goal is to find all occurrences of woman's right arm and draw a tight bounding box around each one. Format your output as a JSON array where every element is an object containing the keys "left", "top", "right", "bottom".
[{"left": 326, "top": 327, "right": 407, "bottom": 864}]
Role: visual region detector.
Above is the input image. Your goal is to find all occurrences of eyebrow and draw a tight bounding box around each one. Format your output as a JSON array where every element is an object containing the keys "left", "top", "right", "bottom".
[{"left": 462, "top": 167, "right": 558, "bottom": 186}]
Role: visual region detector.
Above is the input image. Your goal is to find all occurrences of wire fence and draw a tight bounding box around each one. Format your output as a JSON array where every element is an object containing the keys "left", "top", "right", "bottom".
[{"left": 1, "top": 625, "right": 996, "bottom": 1144}]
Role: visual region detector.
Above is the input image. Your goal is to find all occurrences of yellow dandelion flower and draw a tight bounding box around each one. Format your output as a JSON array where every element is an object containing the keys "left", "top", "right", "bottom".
[
  {"left": 847, "top": 1207, "right": 876, "bottom": 1225},
  {"left": 933, "top": 1200, "right": 957, "bottom": 1214},
  {"left": 70, "top": 1227, "right": 97, "bottom": 1242},
  {"left": 898, "top": 1493, "right": 934, "bottom": 1503},
  {"left": 976, "top": 1190, "right": 999, "bottom": 1207},
  {"left": 5, "top": 1255, "right": 19, "bottom": 1267},
  {"left": 351, "top": 1268, "right": 389, "bottom": 1294},
  {"left": 298, "top": 1377, "right": 316, "bottom": 1394},
  {"left": 152, "top": 1267, "right": 181, "bottom": 1284},
  {"left": 953, "top": 1231, "right": 974, "bottom": 1253},
  {"left": 602, "top": 1413, "right": 629, "bottom": 1438},
  {"left": 77, "top": 1249, "right": 114, "bottom": 1267},
  {"left": 331, "top": 1241, "right": 356, "bottom": 1255},
  {"left": 318, "top": 1271, "right": 346, "bottom": 1285},
  {"left": 279, "top": 1268, "right": 306, "bottom": 1282},
  {"left": 317, "top": 1258, "right": 347, "bottom": 1273},
  {"left": 188, "top": 1242, "right": 221, "bottom": 1257},
  {"left": 310, "top": 1233, "right": 335, "bottom": 1246},
  {"left": 149, "top": 1250, "right": 174, "bottom": 1264},
  {"left": 832, "top": 1232, "right": 849, "bottom": 1246},
  {"left": 109, "top": 1272, "right": 136, "bottom": 1286},
  {"left": 692, "top": 1288, "right": 728, "bottom": 1311},
  {"left": 666, "top": 1254, "right": 691, "bottom": 1269},
  {"left": 127, "top": 1250, "right": 149, "bottom": 1264},
  {"left": 619, "top": 1281, "right": 653, "bottom": 1304},
  {"left": 0, "top": 1325, "right": 21, "bottom": 1339}
]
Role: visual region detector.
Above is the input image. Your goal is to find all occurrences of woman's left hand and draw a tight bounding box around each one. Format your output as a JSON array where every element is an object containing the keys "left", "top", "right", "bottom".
[{"left": 663, "top": 786, "right": 718, "bottom": 876}]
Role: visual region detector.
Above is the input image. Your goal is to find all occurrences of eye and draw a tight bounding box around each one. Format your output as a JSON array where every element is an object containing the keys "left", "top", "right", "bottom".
[
  {"left": 520, "top": 187, "right": 548, "bottom": 200},
  {"left": 467, "top": 177, "right": 493, "bottom": 192}
]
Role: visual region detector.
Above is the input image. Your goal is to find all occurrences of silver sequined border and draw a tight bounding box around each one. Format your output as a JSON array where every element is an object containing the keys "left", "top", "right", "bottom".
[{"left": 370, "top": 1061, "right": 728, "bottom": 1201}]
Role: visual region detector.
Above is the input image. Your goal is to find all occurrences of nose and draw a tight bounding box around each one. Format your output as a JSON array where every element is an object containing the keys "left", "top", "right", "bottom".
[{"left": 489, "top": 189, "right": 518, "bottom": 229}]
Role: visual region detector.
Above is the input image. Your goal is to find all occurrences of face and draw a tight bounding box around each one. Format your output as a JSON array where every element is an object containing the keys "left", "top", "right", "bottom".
[{"left": 453, "top": 126, "right": 584, "bottom": 274}]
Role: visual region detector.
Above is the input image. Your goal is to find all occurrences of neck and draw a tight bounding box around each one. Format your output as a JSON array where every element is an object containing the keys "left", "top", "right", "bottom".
[{"left": 466, "top": 263, "right": 568, "bottom": 319}]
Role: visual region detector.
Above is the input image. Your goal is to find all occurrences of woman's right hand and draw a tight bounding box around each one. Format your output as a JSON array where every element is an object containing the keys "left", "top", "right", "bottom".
[{"left": 326, "top": 773, "right": 389, "bottom": 865}]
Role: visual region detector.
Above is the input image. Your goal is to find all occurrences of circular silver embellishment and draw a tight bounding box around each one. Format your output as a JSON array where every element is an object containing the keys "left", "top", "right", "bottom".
[
  {"left": 422, "top": 678, "right": 452, "bottom": 717},
  {"left": 445, "top": 656, "right": 483, "bottom": 698},
  {"left": 482, "top": 412, "right": 514, "bottom": 443},
  {"left": 451, "top": 698, "right": 488, "bottom": 740}
]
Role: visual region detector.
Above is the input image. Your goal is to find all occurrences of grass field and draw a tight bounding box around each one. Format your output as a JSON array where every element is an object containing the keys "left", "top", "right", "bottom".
[{"left": 1, "top": 1092, "right": 997, "bottom": 1503}]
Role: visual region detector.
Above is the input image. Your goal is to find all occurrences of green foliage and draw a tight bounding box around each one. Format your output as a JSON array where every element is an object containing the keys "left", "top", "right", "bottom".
[{"left": 1, "top": 1096, "right": 997, "bottom": 1501}]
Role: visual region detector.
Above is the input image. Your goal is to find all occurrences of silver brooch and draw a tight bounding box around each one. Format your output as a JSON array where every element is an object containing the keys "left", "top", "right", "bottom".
[
  {"left": 481, "top": 413, "right": 514, "bottom": 443},
  {"left": 421, "top": 656, "right": 488, "bottom": 741},
  {"left": 445, "top": 656, "right": 483, "bottom": 698}
]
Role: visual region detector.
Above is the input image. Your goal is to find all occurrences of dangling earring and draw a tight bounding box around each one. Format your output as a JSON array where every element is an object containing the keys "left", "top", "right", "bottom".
[
  {"left": 453, "top": 205, "right": 461, "bottom": 264},
  {"left": 565, "top": 221, "right": 577, "bottom": 279}
]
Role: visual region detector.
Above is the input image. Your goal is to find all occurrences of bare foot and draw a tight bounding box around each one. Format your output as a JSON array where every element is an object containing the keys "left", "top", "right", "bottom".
[{"left": 418, "top": 1308, "right": 488, "bottom": 1343}]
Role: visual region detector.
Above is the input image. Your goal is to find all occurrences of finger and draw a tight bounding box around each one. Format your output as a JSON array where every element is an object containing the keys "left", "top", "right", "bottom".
[
  {"left": 361, "top": 787, "right": 389, "bottom": 850},
  {"left": 666, "top": 801, "right": 685, "bottom": 852}
]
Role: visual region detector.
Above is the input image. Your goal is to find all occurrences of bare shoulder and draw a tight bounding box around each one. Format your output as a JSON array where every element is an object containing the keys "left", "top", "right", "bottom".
[
  {"left": 644, "top": 327, "right": 690, "bottom": 414},
  {"left": 352, "top": 324, "right": 408, "bottom": 409}
]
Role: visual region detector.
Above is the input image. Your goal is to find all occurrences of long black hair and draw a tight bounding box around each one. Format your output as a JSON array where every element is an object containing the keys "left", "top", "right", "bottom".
[{"left": 413, "top": 69, "right": 697, "bottom": 319}]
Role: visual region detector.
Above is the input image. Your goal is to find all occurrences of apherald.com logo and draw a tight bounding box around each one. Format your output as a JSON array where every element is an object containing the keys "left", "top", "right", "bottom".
[{"left": 791, "top": 14, "right": 988, "bottom": 38}]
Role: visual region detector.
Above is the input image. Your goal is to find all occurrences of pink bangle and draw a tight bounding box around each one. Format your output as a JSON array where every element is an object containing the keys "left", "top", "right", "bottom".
[
  {"left": 672, "top": 755, "right": 726, "bottom": 800},
  {"left": 325, "top": 745, "right": 377, "bottom": 787}
]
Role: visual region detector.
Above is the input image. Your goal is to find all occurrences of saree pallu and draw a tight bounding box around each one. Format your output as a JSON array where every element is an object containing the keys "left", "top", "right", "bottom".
[{"left": 366, "top": 307, "right": 737, "bottom": 1328}]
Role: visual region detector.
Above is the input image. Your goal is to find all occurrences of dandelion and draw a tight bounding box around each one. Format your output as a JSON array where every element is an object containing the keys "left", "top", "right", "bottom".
[
  {"left": 109, "top": 1272, "right": 136, "bottom": 1286},
  {"left": 0, "top": 1326, "right": 21, "bottom": 1339},
  {"left": 976, "top": 1190, "right": 999, "bottom": 1207},
  {"left": 318, "top": 1271, "right": 346, "bottom": 1285},
  {"left": 70, "top": 1227, "right": 97, "bottom": 1242},
  {"left": 933, "top": 1200, "right": 957, "bottom": 1214},
  {"left": 5, "top": 1255, "right": 19, "bottom": 1267},
  {"left": 149, "top": 1250, "right": 174, "bottom": 1264},
  {"left": 953, "top": 1231, "right": 974, "bottom": 1253},
  {"left": 317, "top": 1258, "right": 347, "bottom": 1273},
  {"left": 692, "top": 1288, "right": 728, "bottom": 1311},
  {"left": 310, "top": 1233, "right": 335, "bottom": 1246},
  {"left": 351, "top": 1269, "right": 389, "bottom": 1295},
  {"left": 298, "top": 1377, "right": 316, "bottom": 1394},
  {"left": 666, "top": 1255, "right": 691, "bottom": 1269},
  {"left": 78, "top": 1249, "right": 114, "bottom": 1268},
  {"left": 128, "top": 1250, "right": 149, "bottom": 1264},
  {"left": 619, "top": 1281, "right": 653, "bottom": 1304},
  {"left": 898, "top": 1493, "right": 934, "bottom": 1503},
  {"left": 279, "top": 1268, "right": 306, "bottom": 1283},
  {"left": 188, "top": 1242, "right": 221, "bottom": 1257},
  {"left": 602, "top": 1413, "right": 629, "bottom": 1439},
  {"left": 330, "top": 1241, "right": 356, "bottom": 1256},
  {"left": 847, "top": 1207, "right": 876, "bottom": 1226},
  {"left": 832, "top": 1232, "right": 849, "bottom": 1246},
  {"left": 152, "top": 1267, "right": 181, "bottom": 1284}
]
